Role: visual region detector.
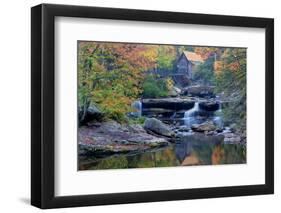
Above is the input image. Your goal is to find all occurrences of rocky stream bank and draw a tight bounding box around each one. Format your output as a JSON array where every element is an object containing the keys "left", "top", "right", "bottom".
[{"left": 79, "top": 85, "right": 246, "bottom": 159}]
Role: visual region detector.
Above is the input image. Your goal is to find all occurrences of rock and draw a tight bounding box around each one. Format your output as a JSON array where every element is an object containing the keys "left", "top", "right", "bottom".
[
  {"left": 141, "top": 108, "right": 175, "bottom": 118},
  {"left": 178, "top": 126, "right": 190, "bottom": 132},
  {"left": 205, "top": 131, "right": 215, "bottom": 135},
  {"left": 199, "top": 101, "right": 220, "bottom": 111},
  {"left": 216, "top": 128, "right": 223, "bottom": 133},
  {"left": 223, "top": 133, "right": 241, "bottom": 144},
  {"left": 182, "top": 85, "right": 215, "bottom": 97},
  {"left": 191, "top": 121, "right": 216, "bottom": 132},
  {"left": 168, "top": 86, "right": 182, "bottom": 97},
  {"left": 128, "top": 136, "right": 168, "bottom": 145},
  {"left": 241, "top": 130, "right": 247, "bottom": 139},
  {"left": 127, "top": 124, "right": 147, "bottom": 134},
  {"left": 79, "top": 105, "right": 104, "bottom": 125},
  {"left": 172, "top": 111, "right": 185, "bottom": 118},
  {"left": 142, "top": 98, "right": 195, "bottom": 110},
  {"left": 96, "top": 120, "right": 122, "bottom": 132},
  {"left": 87, "top": 106, "right": 103, "bottom": 117},
  {"left": 229, "top": 123, "right": 237, "bottom": 132},
  {"left": 218, "top": 132, "right": 242, "bottom": 144},
  {"left": 142, "top": 108, "right": 174, "bottom": 113},
  {"left": 168, "top": 89, "right": 178, "bottom": 97},
  {"left": 144, "top": 118, "right": 174, "bottom": 137},
  {"left": 79, "top": 143, "right": 132, "bottom": 157},
  {"left": 174, "top": 86, "right": 182, "bottom": 94},
  {"left": 78, "top": 121, "right": 170, "bottom": 156},
  {"left": 119, "top": 140, "right": 130, "bottom": 145},
  {"left": 240, "top": 130, "right": 247, "bottom": 144}
]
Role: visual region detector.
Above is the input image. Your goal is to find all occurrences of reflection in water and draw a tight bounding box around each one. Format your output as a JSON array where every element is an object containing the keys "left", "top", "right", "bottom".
[{"left": 79, "top": 134, "right": 246, "bottom": 170}]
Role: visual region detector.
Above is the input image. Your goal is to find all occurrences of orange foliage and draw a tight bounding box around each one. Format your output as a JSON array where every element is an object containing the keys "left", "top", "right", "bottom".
[
  {"left": 211, "top": 146, "right": 225, "bottom": 164},
  {"left": 194, "top": 47, "right": 218, "bottom": 60},
  {"left": 214, "top": 60, "right": 223, "bottom": 74}
]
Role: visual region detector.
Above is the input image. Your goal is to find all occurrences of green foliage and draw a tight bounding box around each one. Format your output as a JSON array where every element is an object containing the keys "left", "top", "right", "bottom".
[
  {"left": 127, "top": 116, "right": 146, "bottom": 125},
  {"left": 156, "top": 46, "right": 176, "bottom": 70},
  {"left": 220, "top": 144, "right": 246, "bottom": 164},
  {"left": 190, "top": 47, "right": 246, "bottom": 132},
  {"left": 215, "top": 48, "right": 247, "bottom": 131},
  {"left": 193, "top": 56, "right": 215, "bottom": 85},
  {"left": 176, "top": 46, "right": 194, "bottom": 58},
  {"left": 142, "top": 74, "right": 169, "bottom": 98}
]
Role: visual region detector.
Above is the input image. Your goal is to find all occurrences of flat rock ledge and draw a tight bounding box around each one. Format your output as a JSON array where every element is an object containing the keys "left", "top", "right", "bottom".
[
  {"left": 78, "top": 121, "right": 170, "bottom": 157},
  {"left": 142, "top": 98, "right": 195, "bottom": 110}
]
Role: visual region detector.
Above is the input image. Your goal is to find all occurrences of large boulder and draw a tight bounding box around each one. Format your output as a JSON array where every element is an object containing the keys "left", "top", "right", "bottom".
[
  {"left": 168, "top": 86, "right": 182, "bottom": 97},
  {"left": 182, "top": 85, "right": 215, "bottom": 97},
  {"left": 191, "top": 121, "right": 216, "bottom": 132},
  {"left": 144, "top": 118, "right": 174, "bottom": 137},
  {"left": 79, "top": 105, "right": 104, "bottom": 125},
  {"left": 142, "top": 98, "right": 195, "bottom": 110},
  {"left": 199, "top": 101, "right": 220, "bottom": 111},
  {"left": 87, "top": 106, "right": 103, "bottom": 117}
]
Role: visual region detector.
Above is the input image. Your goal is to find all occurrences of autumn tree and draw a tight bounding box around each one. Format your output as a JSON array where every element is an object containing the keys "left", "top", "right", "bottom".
[
  {"left": 194, "top": 46, "right": 247, "bottom": 130},
  {"left": 156, "top": 45, "right": 177, "bottom": 70},
  {"left": 78, "top": 42, "right": 158, "bottom": 123},
  {"left": 215, "top": 48, "right": 247, "bottom": 130}
]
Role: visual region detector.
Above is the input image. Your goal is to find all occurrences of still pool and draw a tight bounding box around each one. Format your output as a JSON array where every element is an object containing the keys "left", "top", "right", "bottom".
[{"left": 79, "top": 134, "right": 246, "bottom": 171}]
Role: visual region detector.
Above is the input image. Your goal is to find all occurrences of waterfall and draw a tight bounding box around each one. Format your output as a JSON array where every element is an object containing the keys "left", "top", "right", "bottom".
[
  {"left": 184, "top": 102, "right": 199, "bottom": 128},
  {"left": 184, "top": 102, "right": 199, "bottom": 118},
  {"left": 183, "top": 101, "right": 223, "bottom": 129},
  {"left": 131, "top": 100, "right": 142, "bottom": 117},
  {"left": 213, "top": 104, "right": 223, "bottom": 128},
  {"left": 213, "top": 116, "right": 223, "bottom": 128}
]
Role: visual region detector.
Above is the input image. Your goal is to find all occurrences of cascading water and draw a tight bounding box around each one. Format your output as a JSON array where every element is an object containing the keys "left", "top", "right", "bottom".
[
  {"left": 212, "top": 103, "right": 223, "bottom": 128},
  {"left": 184, "top": 102, "right": 199, "bottom": 128},
  {"left": 131, "top": 100, "right": 142, "bottom": 117},
  {"left": 183, "top": 101, "right": 223, "bottom": 128},
  {"left": 212, "top": 116, "right": 223, "bottom": 128}
]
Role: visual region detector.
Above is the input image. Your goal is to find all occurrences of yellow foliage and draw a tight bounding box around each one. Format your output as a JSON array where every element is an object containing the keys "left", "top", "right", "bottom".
[
  {"left": 214, "top": 61, "right": 223, "bottom": 75},
  {"left": 165, "top": 77, "right": 174, "bottom": 91}
]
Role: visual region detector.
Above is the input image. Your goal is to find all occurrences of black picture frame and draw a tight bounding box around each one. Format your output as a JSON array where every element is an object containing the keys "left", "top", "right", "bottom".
[{"left": 31, "top": 3, "right": 274, "bottom": 209}]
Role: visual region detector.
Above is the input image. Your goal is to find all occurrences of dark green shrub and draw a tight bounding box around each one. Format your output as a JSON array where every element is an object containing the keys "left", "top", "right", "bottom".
[{"left": 142, "top": 74, "right": 169, "bottom": 98}]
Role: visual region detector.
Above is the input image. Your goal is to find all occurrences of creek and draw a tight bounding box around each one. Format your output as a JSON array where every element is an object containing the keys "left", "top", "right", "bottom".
[{"left": 79, "top": 97, "right": 246, "bottom": 170}]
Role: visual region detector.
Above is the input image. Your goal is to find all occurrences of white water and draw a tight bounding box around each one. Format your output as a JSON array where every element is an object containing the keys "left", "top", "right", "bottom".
[
  {"left": 184, "top": 102, "right": 199, "bottom": 128},
  {"left": 213, "top": 103, "right": 223, "bottom": 128},
  {"left": 213, "top": 116, "right": 223, "bottom": 128},
  {"left": 183, "top": 101, "right": 223, "bottom": 128},
  {"left": 184, "top": 102, "right": 199, "bottom": 118},
  {"left": 131, "top": 100, "right": 142, "bottom": 117}
]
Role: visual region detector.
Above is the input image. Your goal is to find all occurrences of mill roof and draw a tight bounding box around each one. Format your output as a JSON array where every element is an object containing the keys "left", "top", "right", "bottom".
[{"left": 182, "top": 51, "right": 204, "bottom": 63}]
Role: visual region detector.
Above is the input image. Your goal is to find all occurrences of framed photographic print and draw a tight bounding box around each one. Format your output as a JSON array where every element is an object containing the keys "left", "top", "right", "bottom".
[{"left": 31, "top": 3, "right": 274, "bottom": 209}]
